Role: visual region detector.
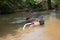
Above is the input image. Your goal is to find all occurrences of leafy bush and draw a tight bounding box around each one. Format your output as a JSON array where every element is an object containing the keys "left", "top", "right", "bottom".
[
  {"left": 0, "top": 4, "right": 14, "bottom": 14},
  {"left": 39, "top": 7, "right": 46, "bottom": 11},
  {"left": 0, "top": 0, "right": 15, "bottom": 14},
  {"left": 26, "top": 0, "right": 37, "bottom": 8}
]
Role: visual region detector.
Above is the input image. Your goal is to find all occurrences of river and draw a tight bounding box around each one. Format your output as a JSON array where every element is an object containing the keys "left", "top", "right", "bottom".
[{"left": 0, "top": 10, "right": 60, "bottom": 40}]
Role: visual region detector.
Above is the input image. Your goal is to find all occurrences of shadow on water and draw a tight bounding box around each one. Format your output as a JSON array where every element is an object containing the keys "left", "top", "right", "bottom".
[{"left": 0, "top": 10, "right": 60, "bottom": 40}]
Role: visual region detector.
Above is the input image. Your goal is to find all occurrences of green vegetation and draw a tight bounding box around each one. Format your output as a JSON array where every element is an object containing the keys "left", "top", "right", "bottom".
[
  {"left": 51, "top": 0, "right": 60, "bottom": 3},
  {"left": 0, "top": 0, "right": 60, "bottom": 14}
]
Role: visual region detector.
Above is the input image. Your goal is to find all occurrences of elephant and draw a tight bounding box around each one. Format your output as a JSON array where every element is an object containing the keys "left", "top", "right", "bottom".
[{"left": 26, "top": 13, "right": 44, "bottom": 25}]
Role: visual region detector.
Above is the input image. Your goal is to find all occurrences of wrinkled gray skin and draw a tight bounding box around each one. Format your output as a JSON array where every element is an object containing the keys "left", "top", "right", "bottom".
[{"left": 26, "top": 13, "right": 44, "bottom": 25}]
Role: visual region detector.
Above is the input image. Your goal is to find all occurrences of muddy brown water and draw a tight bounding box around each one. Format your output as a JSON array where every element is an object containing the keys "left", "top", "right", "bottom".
[{"left": 0, "top": 10, "right": 60, "bottom": 40}]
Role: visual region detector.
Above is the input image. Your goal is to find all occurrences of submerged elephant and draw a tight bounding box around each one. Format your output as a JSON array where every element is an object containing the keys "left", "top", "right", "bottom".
[
  {"left": 26, "top": 13, "right": 44, "bottom": 26},
  {"left": 23, "top": 13, "right": 45, "bottom": 30}
]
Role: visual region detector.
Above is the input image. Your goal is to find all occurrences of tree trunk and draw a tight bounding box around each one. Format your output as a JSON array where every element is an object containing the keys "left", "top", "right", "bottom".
[{"left": 47, "top": 0, "right": 52, "bottom": 10}]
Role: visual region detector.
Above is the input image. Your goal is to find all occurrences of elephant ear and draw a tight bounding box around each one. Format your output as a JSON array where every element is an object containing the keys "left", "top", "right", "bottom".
[{"left": 38, "top": 15, "right": 44, "bottom": 21}]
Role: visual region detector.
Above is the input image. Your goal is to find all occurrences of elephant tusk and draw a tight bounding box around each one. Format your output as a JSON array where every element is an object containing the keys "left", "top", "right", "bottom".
[{"left": 23, "top": 23, "right": 31, "bottom": 30}]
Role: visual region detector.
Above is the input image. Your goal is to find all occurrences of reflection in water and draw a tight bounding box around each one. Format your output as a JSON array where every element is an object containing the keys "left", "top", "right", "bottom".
[
  {"left": 49, "top": 10, "right": 56, "bottom": 21},
  {"left": 0, "top": 11, "right": 60, "bottom": 40},
  {"left": 50, "top": 12, "right": 56, "bottom": 18},
  {"left": 12, "top": 20, "right": 26, "bottom": 24}
]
